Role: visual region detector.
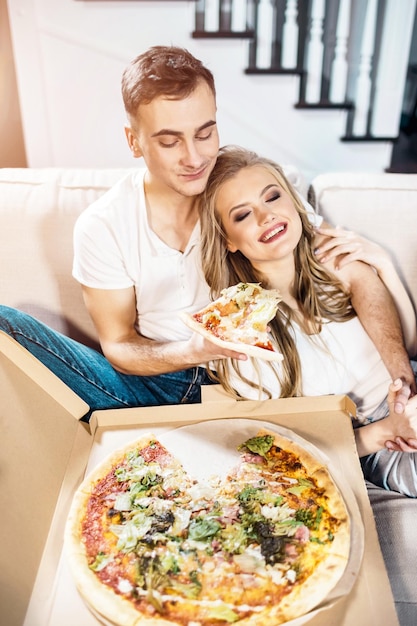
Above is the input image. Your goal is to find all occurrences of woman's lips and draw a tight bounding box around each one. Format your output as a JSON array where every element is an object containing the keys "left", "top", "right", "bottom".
[{"left": 259, "top": 223, "right": 287, "bottom": 243}]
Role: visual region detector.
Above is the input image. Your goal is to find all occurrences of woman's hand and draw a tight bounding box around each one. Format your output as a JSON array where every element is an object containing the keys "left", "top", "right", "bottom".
[
  {"left": 314, "top": 225, "right": 391, "bottom": 273},
  {"left": 384, "top": 378, "right": 417, "bottom": 452},
  {"left": 355, "top": 378, "right": 417, "bottom": 457}
]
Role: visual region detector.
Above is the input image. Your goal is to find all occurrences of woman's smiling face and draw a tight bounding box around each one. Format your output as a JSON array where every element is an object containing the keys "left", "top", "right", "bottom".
[{"left": 215, "top": 165, "right": 303, "bottom": 265}]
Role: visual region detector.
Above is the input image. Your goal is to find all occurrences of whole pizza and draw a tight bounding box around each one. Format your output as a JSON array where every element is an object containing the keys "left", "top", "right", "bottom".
[{"left": 65, "top": 427, "right": 351, "bottom": 625}]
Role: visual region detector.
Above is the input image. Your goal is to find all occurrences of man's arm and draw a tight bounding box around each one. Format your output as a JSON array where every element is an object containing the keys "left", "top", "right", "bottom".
[
  {"left": 81, "top": 285, "right": 246, "bottom": 376},
  {"left": 322, "top": 256, "right": 417, "bottom": 451},
  {"left": 341, "top": 261, "right": 416, "bottom": 394},
  {"left": 326, "top": 255, "right": 416, "bottom": 443}
]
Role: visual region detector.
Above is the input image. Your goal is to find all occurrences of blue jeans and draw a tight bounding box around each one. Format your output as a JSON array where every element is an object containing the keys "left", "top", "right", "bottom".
[{"left": 0, "top": 306, "right": 214, "bottom": 421}]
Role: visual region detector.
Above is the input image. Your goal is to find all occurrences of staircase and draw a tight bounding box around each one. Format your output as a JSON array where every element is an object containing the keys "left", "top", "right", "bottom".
[{"left": 190, "top": 0, "right": 416, "bottom": 146}]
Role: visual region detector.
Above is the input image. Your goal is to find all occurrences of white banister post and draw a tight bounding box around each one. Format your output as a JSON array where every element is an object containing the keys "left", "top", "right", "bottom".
[
  {"left": 371, "top": 0, "right": 417, "bottom": 137},
  {"left": 352, "top": 0, "right": 378, "bottom": 136},
  {"left": 304, "top": 0, "right": 325, "bottom": 103},
  {"left": 204, "top": 0, "right": 220, "bottom": 31},
  {"left": 329, "top": 0, "right": 351, "bottom": 103},
  {"left": 281, "top": 0, "right": 299, "bottom": 69},
  {"left": 231, "top": 0, "right": 247, "bottom": 31},
  {"left": 256, "top": 0, "right": 275, "bottom": 69}
]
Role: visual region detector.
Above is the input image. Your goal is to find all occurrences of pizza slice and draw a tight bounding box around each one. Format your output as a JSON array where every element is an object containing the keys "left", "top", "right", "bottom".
[
  {"left": 222, "top": 428, "right": 351, "bottom": 624},
  {"left": 65, "top": 434, "right": 199, "bottom": 626},
  {"left": 181, "top": 282, "right": 283, "bottom": 361}
]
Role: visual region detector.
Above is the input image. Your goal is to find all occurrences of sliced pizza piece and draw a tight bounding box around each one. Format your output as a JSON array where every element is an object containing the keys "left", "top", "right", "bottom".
[
  {"left": 223, "top": 428, "right": 351, "bottom": 624},
  {"left": 65, "top": 434, "right": 197, "bottom": 626},
  {"left": 181, "top": 282, "right": 283, "bottom": 361}
]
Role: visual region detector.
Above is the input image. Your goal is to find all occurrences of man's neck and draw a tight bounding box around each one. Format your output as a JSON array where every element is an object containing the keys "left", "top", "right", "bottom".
[{"left": 144, "top": 182, "right": 199, "bottom": 253}]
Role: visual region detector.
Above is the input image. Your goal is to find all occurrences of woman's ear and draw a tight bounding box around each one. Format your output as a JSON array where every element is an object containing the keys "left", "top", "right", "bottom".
[
  {"left": 124, "top": 126, "right": 142, "bottom": 158},
  {"left": 226, "top": 240, "right": 238, "bottom": 253}
]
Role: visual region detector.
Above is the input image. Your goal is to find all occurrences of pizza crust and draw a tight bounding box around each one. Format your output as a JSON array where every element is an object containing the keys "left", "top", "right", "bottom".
[{"left": 180, "top": 312, "right": 284, "bottom": 361}]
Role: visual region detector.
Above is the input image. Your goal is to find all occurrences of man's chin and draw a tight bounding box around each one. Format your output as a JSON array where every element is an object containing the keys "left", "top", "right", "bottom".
[{"left": 178, "top": 178, "right": 209, "bottom": 198}]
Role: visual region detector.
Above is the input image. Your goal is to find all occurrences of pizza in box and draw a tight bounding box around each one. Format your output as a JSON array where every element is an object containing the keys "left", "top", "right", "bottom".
[{"left": 64, "top": 423, "right": 354, "bottom": 625}]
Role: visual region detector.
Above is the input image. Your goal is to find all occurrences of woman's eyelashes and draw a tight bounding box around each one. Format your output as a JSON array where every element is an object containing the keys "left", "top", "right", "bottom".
[
  {"left": 265, "top": 190, "right": 281, "bottom": 203},
  {"left": 234, "top": 210, "right": 251, "bottom": 222},
  {"left": 231, "top": 190, "right": 281, "bottom": 223}
]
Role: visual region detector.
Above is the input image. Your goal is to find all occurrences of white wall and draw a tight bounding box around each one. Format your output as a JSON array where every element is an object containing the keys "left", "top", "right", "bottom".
[
  {"left": 7, "top": 0, "right": 393, "bottom": 183},
  {"left": 0, "top": 0, "right": 26, "bottom": 166}
]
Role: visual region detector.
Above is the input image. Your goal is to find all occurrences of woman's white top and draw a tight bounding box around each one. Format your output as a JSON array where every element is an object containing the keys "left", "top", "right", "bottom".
[{"left": 230, "top": 316, "right": 391, "bottom": 423}]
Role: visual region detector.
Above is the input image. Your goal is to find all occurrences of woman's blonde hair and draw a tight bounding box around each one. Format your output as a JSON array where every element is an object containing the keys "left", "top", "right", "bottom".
[{"left": 199, "top": 145, "right": 355, "bottom": 399}]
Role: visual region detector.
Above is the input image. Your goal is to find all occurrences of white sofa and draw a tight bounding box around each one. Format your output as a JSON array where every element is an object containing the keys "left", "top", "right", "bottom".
[{"left": 0, "top": 167, "right": 416, "bottom": 625}]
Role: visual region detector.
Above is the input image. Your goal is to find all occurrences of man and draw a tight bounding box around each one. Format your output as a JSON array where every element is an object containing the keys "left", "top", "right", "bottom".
[{"left": 0, "top": 46, "right": 415, "bottom": 429}]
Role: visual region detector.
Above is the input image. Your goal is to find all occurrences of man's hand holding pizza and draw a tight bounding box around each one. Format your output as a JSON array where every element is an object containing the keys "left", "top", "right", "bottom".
[{"left": 186, "top": 328, "right": 248, "bottom": 363}]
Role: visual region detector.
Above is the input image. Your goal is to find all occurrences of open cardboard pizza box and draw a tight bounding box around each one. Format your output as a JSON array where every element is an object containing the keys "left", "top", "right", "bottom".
[{"left": 0, "top": 331, "right": 399, "bottom": 626}]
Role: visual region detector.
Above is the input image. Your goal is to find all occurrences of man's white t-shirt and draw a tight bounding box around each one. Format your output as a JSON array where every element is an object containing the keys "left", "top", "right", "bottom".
[
  {"left": 72, "top": 168, "right": 322, "bottom": 343},
  {"left": 73, "top": 169, "right": 210, "bottom": 342}
]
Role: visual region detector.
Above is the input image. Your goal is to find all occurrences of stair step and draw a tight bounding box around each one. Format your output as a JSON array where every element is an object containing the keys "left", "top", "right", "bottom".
[
  {"left": 295, "top": 101, "right": 353, "bottom": 110},
  {"left": 244, "top": 68, "right": 302, "bottom": 76},
  {"left": 192, "top": 30, "right": 254, "bottom": 39},
  {"left": 341, "top": 135, "right": 398, "bottom": 142}
]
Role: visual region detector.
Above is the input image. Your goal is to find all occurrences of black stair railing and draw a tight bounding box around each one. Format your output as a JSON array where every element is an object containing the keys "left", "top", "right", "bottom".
[{"left": 192, "top": 0, "right": 414, "bottom": 143}]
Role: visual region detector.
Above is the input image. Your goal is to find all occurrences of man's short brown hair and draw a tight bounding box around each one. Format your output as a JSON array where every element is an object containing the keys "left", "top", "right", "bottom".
[{"left": 121, "top": 46, "right": 216, "bottom": 117}]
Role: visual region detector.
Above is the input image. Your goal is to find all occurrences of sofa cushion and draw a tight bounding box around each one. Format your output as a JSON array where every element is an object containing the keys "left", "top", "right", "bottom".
[
  {"left": 309, "top": 172, "right": 417, "bottom": 314},
  {"left": 0, "top": 168, "right": 133, "bottom": 344}
]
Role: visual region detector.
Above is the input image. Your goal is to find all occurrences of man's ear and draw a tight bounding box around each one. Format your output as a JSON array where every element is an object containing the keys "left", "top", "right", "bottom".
[{"left": 124, "top": 126, "right": 142, "bottom": 158}]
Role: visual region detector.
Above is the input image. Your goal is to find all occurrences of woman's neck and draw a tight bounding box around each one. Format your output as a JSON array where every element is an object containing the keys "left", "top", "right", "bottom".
[
  {"left": 255, "top": 257, "right": 297, "bottom": 306},
  {"left": 258, "top": 258, "right": 320, "bottom": 335}
]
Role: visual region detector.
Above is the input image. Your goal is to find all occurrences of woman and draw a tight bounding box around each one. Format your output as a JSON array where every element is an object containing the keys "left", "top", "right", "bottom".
[{"left": 199, "top": 145, "right": 417, "bottom": 497}]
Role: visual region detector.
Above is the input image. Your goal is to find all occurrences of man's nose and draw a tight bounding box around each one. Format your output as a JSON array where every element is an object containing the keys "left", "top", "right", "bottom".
[{"left": 181, "top": 141, "right": 204, "bottom": 167}]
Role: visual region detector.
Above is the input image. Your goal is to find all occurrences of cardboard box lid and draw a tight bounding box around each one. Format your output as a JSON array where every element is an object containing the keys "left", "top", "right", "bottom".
[{"left": 0, "top": 332, "right": 90, "bottom": 626}]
